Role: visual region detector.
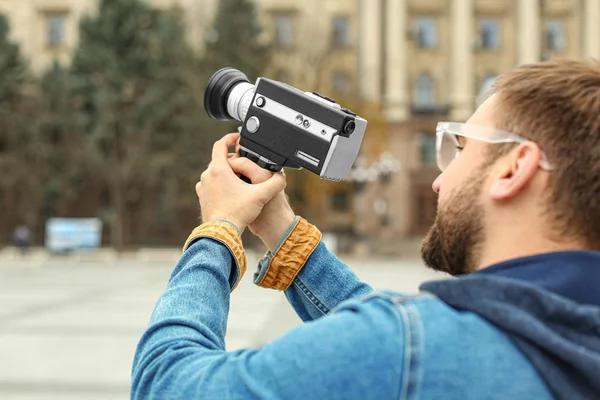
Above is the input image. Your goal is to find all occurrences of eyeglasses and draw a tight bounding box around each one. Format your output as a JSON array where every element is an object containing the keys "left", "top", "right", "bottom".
[{"left": 435, "top": 122, "right": 554, "bottom": 172}]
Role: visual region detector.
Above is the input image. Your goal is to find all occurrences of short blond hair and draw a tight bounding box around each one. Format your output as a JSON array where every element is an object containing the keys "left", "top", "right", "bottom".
[{"left": 492, "top": 58, "right": 600, "bottom": 247}]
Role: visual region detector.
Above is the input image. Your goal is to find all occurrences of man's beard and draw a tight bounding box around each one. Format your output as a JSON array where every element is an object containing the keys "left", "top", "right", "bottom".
[{"left": 420, "top": 170, "right": 487, "bottom": 276}]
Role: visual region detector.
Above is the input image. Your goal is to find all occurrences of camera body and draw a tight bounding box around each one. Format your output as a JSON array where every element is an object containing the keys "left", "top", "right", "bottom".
[{"left": 204, "top": 68, "right": 367, "bottom": 181}]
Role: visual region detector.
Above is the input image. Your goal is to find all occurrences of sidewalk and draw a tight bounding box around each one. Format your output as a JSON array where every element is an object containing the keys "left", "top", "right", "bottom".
[
  {"left": 0, "top": 254, "right": 443, "bottom": 399},
  {"left": 0, "top": 246, "right": 185, "bottom": 264},
  {"left": 0, "top": 237, "right": 424, "bottom": 265}
]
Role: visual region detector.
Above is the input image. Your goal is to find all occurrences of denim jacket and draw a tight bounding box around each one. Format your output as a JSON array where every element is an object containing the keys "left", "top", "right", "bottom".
[{"left": 131, "top": 217, "right": 600, "bottom": 399}]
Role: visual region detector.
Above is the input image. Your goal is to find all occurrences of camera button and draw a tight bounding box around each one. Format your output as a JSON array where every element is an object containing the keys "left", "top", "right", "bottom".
[
  {"left": 246, "top": 116, "right": 260, "bottom": 133},
  {"left": 256, "top": 96, "right": 266, "bottom": 107}
]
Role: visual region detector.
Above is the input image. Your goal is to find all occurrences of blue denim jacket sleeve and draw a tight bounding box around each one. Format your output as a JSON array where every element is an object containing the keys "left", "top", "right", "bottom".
[
  {"left": 254, "top": 216, "right": 374, "bottom": 321},
  {"left": 283, "top": 241, "right": 374, "bottom": 321},
  {"left": 131, "top": 237, "right": 406, "bottom": 400}
]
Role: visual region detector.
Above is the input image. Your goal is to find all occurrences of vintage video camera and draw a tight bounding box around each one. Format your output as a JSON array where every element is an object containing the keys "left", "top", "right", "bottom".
[{"left": 203, "top": 68, "right": 367, "bottom": 181}]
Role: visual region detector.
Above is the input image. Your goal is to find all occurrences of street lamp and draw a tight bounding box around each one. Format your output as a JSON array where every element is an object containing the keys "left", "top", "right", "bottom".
[
  {"left": 347, "top": 156, "right": 370, "bottom": 193},
  {"left": 374, "top": 151, "right": 402, "bottom": 184},
  {"left": 348, "top": 152, "right": 402, "bottom": 236},
  {"left": 348, "top": 152, "right": 401, "bottom": 191}
]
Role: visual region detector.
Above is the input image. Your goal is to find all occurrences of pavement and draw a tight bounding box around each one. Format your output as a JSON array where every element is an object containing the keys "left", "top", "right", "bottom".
[{"left": 0, "top": 249, "right": 446, "bottom": 400}]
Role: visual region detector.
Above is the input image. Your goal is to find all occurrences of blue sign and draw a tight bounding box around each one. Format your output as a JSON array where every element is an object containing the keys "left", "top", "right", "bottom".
[{"left": 45, "top": 218, "right": 103, "bottom": 253}]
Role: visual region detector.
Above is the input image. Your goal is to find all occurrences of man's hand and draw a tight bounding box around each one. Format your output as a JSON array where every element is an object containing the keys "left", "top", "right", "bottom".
[
  {"left": 227, "top": 155, "right": 295, "bottom": 251},
  {"left": 196, "top": 133, "right": 286, "bottom": 233}
]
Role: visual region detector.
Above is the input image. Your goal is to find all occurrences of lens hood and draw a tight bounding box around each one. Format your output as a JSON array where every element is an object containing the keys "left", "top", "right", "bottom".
[{"left": 204, "top": 67, "right": 250, "bottom": 121}]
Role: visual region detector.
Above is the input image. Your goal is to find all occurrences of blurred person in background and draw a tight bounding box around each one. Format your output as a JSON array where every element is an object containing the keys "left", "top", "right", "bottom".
[
  {"left": 131, "top": 59, "right": 600, "bottom": 399},
  {"left": 12, "top": 224, "right": 30, "bottom": 257}
]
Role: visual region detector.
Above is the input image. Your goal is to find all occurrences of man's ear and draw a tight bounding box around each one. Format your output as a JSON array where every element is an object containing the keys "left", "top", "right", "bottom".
[{"left": 488, "top": 142, "right": 542, "bottom": 200}]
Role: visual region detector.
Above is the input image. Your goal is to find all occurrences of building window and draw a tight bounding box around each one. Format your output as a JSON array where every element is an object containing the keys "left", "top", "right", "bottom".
[
  {"left": 418, "top": 133, "right": 437, "bottom": 166},
  {"left": 332, "top": 16, "right": 350, "bottom": 47},
  {"left": 414, "top": 73, "right": 436, "bottom": 106},
  {"left": 47, "top": 13, "right": 67, "bottom": 47},
  {"left": 479, "top": 17, "right": 500, "bottom": 49},
  {"left": 546, "top": 19, "right": 565, "bottom": 51},
  {"left": 273, "top": 15, "right": 294, "bottom": 48},
  {"left": 331, "top": 190, "right": 350, "bottom": 212},
  {"left": 333, "top": 71, "right": 351, "bottom": 93},
  {"left": 415, "top": 18, "right": 437, "bottom": 48}
]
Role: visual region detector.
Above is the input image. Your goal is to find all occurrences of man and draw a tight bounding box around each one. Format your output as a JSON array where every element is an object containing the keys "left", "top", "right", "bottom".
[
  {"left": 131, "top": 59, "right": 600, "bottom": 399},
  {"left": 12, "top": 225, "right": 30, "bottom": 257}
]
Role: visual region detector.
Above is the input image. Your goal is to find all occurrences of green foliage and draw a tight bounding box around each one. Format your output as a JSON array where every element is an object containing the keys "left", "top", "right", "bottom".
[
  {"left": 0, "top": 0, "right": 274, "bottom": 246},
  {"left": 202, "top": 0, "right": 270, "bottom": 81},
  {"left": 0, "top": 13, "right": 41, "bottom": 235},
  {"left": 0, "top": 15, "right": 26, "bottom": 106},
  {"left": 69, "top": 0, "right": 212, "bottom": 247},
  {"left": 37, "top": 62, "right": 82, "bottom": 217}
]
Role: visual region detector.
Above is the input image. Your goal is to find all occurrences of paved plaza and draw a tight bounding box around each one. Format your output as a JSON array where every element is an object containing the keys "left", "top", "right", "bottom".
[{"left": 0, "top": 249, "right": 445, "bottom": 400}]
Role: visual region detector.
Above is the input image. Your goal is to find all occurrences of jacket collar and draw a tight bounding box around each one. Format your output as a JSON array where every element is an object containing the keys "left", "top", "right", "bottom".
[{"left": 471, "top": 250, "right": 600, "bottom": 307}]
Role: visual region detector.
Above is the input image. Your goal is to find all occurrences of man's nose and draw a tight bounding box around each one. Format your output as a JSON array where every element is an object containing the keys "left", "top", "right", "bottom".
[{"left": 432, "top": 174, "right": 442, "bottom": 193}]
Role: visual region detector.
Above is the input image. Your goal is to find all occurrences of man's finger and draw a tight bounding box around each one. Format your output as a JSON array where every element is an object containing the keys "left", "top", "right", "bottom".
[
  {"left": 256, "top": 171, "right": 287, "bottom": 201},
  {"left": 228, "top": 157, "right": 273, "bottom": 184},
  {"left": 212, "top": 133, "right": 241, "bottom": 165}
]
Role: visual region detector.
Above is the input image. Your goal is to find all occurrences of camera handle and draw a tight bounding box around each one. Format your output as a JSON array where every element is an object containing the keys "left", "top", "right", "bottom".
[
  {"left": 237, "top": 146, "right": 281, "bottom": 184},
  {"left": 234, "top": 129, "right": 283, "bottom": 183}
]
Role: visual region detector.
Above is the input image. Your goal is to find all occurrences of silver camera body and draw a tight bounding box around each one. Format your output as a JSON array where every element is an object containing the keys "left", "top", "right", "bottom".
[{"left": 204, "top": 68, "right": 367, "bottom": 181}]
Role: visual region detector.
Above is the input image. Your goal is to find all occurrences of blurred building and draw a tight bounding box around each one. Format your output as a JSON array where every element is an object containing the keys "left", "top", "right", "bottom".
[
  {"left": 0, "top": 0, "right": 92, "bottom": 73},
  {"left": 256, "top": 0, "right": 358, "bottom": 95},
  {"left": 1, "top": 0, "right": 599, "bottom": 247},
  {"left": 361, "top": 0, "right": 600, "bottom": 241},
  {"left": 0, "top": 0, "right": 216, "bottom": 74},
  {"left": 256, "top": 0, "right": 600, "bottom": 245}
]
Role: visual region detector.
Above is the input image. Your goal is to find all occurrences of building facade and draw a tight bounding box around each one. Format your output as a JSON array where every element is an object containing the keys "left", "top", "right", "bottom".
[
  {"left": 1, "top": 0, "right": 598, "bottom": 245},
  {"left": 351, "top": 0, "right": 600, "bottom": 241},
  {"left": 253, "top": 0, "right": 600, "bottom": 242},
  {"left": 0, "top": 0, "right": 216, "bottom": 74}
]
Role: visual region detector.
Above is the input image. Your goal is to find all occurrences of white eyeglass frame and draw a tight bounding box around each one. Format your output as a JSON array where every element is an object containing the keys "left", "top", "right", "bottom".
[{"left": 435, "top": 122, "right": 555, "bottom": 172}]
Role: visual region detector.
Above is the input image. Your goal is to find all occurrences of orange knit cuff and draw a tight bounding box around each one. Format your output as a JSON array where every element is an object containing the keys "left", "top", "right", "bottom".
[
  {"left": 182, "top": 220, "right": 246, "bottom": 291},
  {"left": 255, "top": 217, "right": 322, "bottom": 291}
]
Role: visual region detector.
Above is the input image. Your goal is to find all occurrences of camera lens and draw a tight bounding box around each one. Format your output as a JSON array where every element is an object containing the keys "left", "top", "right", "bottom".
[{"left": 204, "top": 68, "right": 251, "bottom": 121}]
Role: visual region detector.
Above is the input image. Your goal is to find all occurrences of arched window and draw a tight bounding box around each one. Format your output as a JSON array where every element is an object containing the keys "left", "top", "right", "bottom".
[
  {"left": 414, "top": 73, "right": 435, "bottom": 106},
  {"left": 415, "top": 18, "right": 437, "bottom": 48},
  {"left": 546, "top": 19, "right": 566, "bottom": 51},
  {"left": 479, "top": 18, "right": 500, "bottom": 49}
]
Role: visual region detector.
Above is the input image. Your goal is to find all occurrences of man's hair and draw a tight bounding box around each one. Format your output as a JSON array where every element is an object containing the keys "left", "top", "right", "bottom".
[{"left": 490, "top": 58, "right": 600, "bottom": 248}]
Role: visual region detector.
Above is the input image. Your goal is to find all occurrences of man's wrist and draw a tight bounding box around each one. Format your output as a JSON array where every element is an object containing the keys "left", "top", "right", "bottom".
[
  {"left": 253, "top": 217, "right": 322, "bottom": 291},
  {"left": 208, "top": 218, "right": 244, "bottom": 235},
  {"left": 203, "top": 216, "right": 246, "bottom": 235},
  {"left": 253, "top": 207, "right": 295, "bottom": 251}
]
